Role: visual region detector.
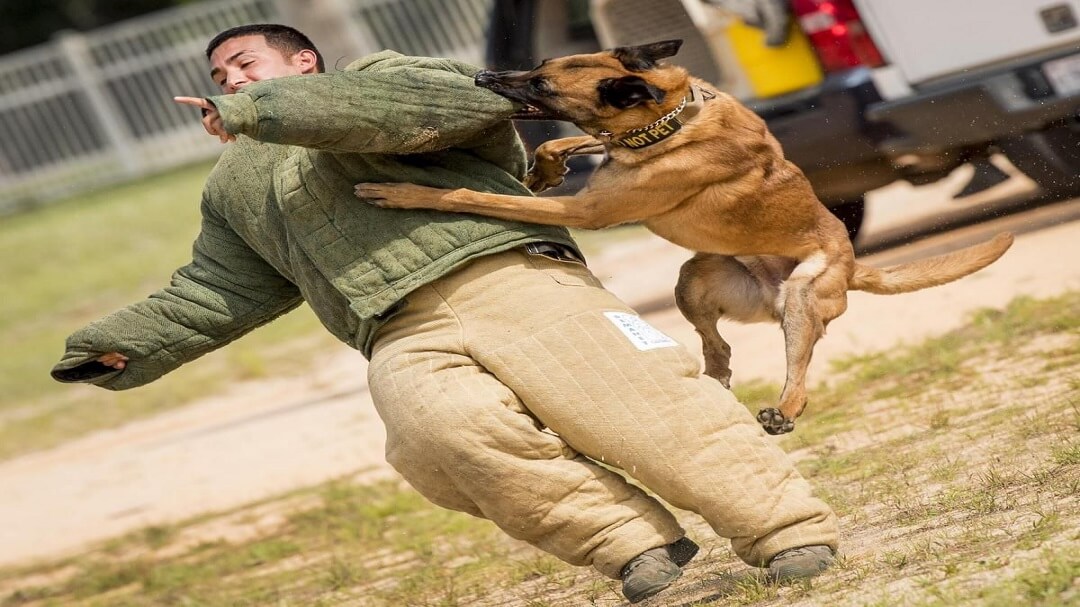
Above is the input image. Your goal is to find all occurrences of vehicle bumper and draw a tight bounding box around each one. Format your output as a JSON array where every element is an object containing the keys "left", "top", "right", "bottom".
[{"left": 866, "top": 48, "right": 1080, "bottom": 155}]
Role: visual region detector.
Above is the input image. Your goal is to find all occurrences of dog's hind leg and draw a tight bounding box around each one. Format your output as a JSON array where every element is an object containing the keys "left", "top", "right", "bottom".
[
  {"left": 675, "top": 254, "right": 778, "bottom": 388},
  {"left": 758, "top": 252, "right": 851, "bottom": 435}
]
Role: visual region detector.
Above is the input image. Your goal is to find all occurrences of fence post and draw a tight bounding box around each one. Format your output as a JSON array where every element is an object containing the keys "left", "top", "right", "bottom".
[{"left": 54, "top": 30, "right": 142, "bottom": 177}]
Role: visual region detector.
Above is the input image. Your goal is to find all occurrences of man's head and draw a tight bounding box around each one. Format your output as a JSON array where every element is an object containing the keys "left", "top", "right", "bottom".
[{"left": 206, "top": 24, "right": 324, "bottom": 93}]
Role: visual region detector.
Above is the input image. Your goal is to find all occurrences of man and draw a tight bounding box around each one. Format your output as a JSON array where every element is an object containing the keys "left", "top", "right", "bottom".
[{"left": 52, "top": 24, "right": 838, "bottom": 603}]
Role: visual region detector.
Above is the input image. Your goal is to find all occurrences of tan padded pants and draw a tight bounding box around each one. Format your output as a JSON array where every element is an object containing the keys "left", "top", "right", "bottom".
[{"left": 368, "top": 249, "right": 838, "bottom": 579}]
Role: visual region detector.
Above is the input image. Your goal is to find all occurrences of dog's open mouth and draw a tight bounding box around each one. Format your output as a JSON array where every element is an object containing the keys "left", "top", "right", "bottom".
[{"left": 511, "top": 103, "right": 556, "bottom": 120}]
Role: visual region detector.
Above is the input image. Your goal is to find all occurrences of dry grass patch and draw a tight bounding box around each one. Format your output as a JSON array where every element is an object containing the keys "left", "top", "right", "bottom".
[{"left": 2, "top": 292, "right": 1077, "bottom": 606}]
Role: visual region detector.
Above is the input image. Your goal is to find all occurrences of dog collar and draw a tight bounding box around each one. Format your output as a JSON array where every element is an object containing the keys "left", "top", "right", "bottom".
[{"left": 605, "top": 85, "right": 715, "bottom": 150}]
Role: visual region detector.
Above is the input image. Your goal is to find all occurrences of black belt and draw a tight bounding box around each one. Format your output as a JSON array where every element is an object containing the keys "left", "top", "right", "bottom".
[{"left": 523, "top": 242, "right": 585, "bottom": 265}]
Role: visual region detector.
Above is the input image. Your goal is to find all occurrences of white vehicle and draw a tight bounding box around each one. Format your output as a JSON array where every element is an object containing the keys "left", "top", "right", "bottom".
[{"left": 584, "top": 0, "right": 1080, "bottom": 237}]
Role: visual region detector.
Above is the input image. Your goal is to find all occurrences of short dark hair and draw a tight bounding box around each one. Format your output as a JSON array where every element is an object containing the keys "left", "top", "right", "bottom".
[{"left": 206, "top": 24, "right": 325, "bottom": 73}]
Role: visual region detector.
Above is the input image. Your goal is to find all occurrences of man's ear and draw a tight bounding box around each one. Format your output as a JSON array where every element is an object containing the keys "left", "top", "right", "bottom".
[
  {"left": 598, "top": 76, "right": 667, "bottom": 109},
  {"left": 611, "top": 39, "right": 683, "bottom": 71},
  {"left": 294, "top": 49, "right": 320, "bottom": 74}
]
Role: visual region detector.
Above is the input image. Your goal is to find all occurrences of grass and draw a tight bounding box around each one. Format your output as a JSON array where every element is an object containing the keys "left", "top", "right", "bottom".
[
  {"left": 0, "top": 480, "right": 572, "bottom": 607},
  {"left": 0, "top": 163, "right": 644, "bottom": 461},
  {"left": 1, "top": 290, "right": 1077, "bottom": 606}
]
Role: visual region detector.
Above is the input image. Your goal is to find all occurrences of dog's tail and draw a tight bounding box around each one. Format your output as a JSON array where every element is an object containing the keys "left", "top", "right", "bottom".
[{"left": 849, "top": 232, "right": 1014, "bottom": 295}]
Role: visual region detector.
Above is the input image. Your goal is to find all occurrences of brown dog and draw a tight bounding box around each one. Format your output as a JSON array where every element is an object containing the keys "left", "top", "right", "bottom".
[{"left": 355, "top": 40, "right": 1014, "bottom": 434}]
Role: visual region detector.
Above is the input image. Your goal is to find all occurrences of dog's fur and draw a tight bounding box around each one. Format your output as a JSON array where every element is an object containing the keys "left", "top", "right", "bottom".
[{"left": 355, "top": 40, "right": 1014, "bottom": 434}]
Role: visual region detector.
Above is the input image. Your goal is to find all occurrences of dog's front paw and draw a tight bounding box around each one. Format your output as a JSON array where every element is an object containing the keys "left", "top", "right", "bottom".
[
  {"left": 524, "top": 143, "right": 573, "bottom": 192},
  {"left": 354, "top": 182, "right": 449, "bottom": 210},
  {"left": 756, "top": 408, "right": 795, "bottom": 435},
  {"left": 524, "top": 163, "right": 569, "bottom": 193}
]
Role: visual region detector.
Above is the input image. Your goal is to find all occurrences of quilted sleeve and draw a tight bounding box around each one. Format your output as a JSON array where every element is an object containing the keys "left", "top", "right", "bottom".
[
  {"left": 51, "top": 198, "right": 303, "bottom": 390},
  {"left": 208, "top": 61, "right": 518, "bottom": 155}
]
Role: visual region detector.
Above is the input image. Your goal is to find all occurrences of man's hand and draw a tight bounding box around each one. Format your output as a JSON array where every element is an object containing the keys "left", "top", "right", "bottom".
[
  {"left": 97, "top": 352, "right": 129, "bottom": 370},
  {"left": 174, "top": 96, "right": 236, "bottom": 143}
]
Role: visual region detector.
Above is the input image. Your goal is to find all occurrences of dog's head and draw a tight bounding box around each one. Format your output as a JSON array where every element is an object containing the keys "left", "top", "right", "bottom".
[{"left": 475, "top": 40, "right": 688, "bottom": 136}]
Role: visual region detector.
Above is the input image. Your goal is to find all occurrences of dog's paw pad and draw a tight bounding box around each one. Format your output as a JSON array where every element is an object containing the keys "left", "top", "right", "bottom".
[{"left": 756, "top": 408, "right": 794, "bottom": 435}]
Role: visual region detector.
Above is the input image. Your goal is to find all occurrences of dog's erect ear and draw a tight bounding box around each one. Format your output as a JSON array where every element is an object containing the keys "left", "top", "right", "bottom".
[
  {"left": 611, "top": 39, "right": 683, "bottom": 71},
  {"left": 598, "top": 76, "right": 667, "bottom": 109}
]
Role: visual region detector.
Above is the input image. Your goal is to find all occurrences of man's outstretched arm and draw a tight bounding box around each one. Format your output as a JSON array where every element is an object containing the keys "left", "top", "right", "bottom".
[
  {"left": 52, "top": 198, "right": 302, "bottom": 390},
  {"left": 176, "top": 61, "right": 518, "bottom": 155}
]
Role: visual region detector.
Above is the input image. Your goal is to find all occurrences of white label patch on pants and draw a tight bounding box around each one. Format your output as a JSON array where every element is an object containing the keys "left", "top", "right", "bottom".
[{"left": 604, "top": 312, "right": 679, "bottom": 351}]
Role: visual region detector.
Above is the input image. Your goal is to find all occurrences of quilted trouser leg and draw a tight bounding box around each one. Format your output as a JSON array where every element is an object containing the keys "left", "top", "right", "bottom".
[
  {"left": 407, "top": 250, "right": 840, "bottom": 568},
  {"left": 368, "top": 286, "right": 685, "bottom": 579}
]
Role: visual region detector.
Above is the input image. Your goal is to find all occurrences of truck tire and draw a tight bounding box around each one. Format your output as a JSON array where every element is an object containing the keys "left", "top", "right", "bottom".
[
  {"left": 828, "top": 198, "right": 865, "bottom": 242},
  {"left": 999, "top": 118, "right": 1080, "bottom": 197}
]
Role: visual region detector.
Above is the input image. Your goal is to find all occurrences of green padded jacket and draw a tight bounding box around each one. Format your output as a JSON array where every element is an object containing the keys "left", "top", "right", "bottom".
[{"left": 51, "top": 50, "right": 577, "bottom": 390}]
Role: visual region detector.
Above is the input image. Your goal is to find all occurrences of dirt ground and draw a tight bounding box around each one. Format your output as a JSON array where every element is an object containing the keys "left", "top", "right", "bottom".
[{"left": 1, "top": 165, "right": 1078, "bottom": 570}]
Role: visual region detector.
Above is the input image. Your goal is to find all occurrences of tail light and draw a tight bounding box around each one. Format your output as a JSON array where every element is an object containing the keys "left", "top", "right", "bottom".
[{"left": 789, "top": 0, "right": 885, "bottom": 72}]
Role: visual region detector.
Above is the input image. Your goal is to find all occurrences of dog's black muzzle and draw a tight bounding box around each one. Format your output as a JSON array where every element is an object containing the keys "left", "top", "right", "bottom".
[
  {"left": 474, "top": 69, "right": 522, "bottom": 88},
  {"left": 475, "top": 70, "right": 556, "bottom": 120},
  {"left": 474, "top": 70, "right": 528, "bottom": 99}
]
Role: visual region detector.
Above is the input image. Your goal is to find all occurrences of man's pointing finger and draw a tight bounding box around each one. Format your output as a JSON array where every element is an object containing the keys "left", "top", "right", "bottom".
[{"left": 173, "top": 96, "right": 213, "bottom": 109}]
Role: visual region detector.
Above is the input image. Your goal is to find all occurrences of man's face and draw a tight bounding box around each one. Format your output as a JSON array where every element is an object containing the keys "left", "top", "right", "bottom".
[{"left": 209, "top": 34, "right": 315, "bottom": 93}]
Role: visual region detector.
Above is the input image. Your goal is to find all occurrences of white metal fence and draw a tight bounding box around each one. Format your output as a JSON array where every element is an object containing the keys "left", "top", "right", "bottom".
[{"left": 0, "top": 0, "right": 494, "bottom": 214}]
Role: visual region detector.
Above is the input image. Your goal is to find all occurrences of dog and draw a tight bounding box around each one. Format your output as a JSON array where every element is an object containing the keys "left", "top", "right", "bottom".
[{"left": 355, "top": 40, "right": 1014, "bottom": 434}]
